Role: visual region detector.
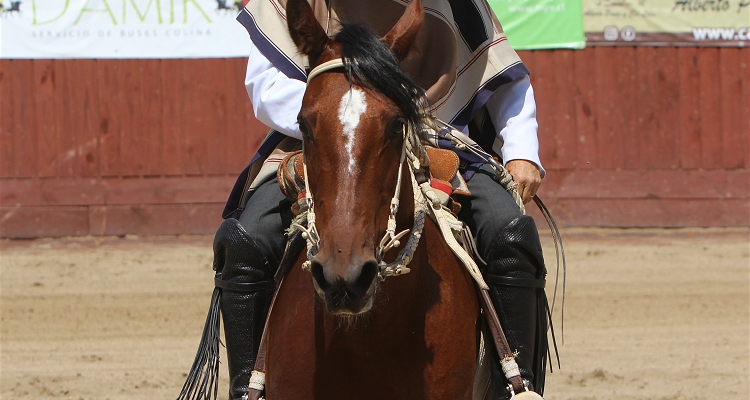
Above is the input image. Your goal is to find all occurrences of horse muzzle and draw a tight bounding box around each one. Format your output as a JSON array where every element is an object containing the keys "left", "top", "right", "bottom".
[{"left": 309, "top": 258, "right": 379, "bottom": 315}]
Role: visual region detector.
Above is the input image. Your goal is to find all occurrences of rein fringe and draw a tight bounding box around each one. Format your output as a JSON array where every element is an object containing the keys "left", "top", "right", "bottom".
[
  {"left": 533, "top": 195, "right": 567, "bottom": 344},
  {"left": 530, "top": 195, "right": 564, "bottom": 390},
  {"left": 176, "top": 287, "right": 222, "bottom": 400}
]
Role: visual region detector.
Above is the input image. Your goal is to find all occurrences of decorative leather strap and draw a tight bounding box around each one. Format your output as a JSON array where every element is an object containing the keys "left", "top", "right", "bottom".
[
  {"left": 483, "top": 275, "right": 546, "bottom": 289},
  {"left": 477, "top": 288, "right": 527, "bottom": 394},
  {"left": 277, "top": 151, "right": 304, "bottom": 202},
  {"left": 214, "top": 278, "right": 275, "bottom": 293}
]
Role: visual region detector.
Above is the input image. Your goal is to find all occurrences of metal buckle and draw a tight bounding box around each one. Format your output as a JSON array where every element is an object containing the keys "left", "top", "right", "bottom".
[
  {"left": 507, "top": 379, "right": 546, "bottom": 399},
  {"left": 506, "top": 379, "right": 531, "bottom": 398}
]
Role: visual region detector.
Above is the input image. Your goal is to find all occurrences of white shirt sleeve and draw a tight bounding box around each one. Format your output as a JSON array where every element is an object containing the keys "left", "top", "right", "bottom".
[
  {"left": 485, "top": 74, "right": 545, "bottom": 177},
  {"left": 244, "top": 42, "right": 305, "bottom": 140}
]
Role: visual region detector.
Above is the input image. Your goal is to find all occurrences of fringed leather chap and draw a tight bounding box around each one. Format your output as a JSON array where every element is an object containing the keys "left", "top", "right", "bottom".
[
  {"left": 177, "top": 218, "right": 275, "bottom": 400},
  {"left": 483, "top": 215, "right": 549, "bottom": 399}
]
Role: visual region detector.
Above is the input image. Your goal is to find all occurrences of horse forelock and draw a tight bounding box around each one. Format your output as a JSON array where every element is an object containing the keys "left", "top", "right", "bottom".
[{"left": 333, "top": 22, "right": 427, "bottom": 133}]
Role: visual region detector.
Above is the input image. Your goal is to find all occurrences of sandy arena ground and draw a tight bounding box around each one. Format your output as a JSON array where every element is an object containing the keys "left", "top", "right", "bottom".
[{"left": 1, "top": 228, "right": 748, "bottom": 400}]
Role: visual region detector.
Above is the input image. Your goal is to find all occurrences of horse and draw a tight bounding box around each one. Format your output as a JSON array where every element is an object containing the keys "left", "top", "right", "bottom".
[{"left": 258, "top": 0, "right": 484, "bottom": 399}]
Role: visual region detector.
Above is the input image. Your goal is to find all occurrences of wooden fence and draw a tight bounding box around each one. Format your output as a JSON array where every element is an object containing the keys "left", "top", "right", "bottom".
[{"left": 1, "top": 47, "right": 748, "bottom": 238}]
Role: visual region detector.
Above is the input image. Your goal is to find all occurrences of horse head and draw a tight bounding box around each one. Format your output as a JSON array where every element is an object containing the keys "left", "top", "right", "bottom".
[{"left": 286, "top": 0, "right": 425, "bottom": 315}]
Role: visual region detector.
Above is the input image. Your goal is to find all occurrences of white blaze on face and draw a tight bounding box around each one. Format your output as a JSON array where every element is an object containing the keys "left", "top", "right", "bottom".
[{"left": 337, "top": 88, "right": 367, "bottom": 172}]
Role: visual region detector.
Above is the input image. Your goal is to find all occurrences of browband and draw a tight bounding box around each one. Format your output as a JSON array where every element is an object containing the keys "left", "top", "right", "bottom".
[{"left": 306, "top": 58, "right": 345, "bottom": 84}]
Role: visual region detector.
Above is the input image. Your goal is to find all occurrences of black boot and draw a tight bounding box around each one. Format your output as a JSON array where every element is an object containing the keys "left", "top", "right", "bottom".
[
  {"left": 483, "top": 215, "right": 548, "bottom": 399},
  {"left": 177, "top": 219, "right": 275, "bottom": 400}
]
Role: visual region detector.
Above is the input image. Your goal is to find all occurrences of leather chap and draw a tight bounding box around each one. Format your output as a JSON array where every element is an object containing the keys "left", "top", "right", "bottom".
[
  {"left": 213, "top": 218, "right": 276, "bottom": 400},
  {"left": 177, "top": 218, "right": 275, "bottom": 400},
  {"left": 482, "top": 215, "right": 548, "bottom": 399}
]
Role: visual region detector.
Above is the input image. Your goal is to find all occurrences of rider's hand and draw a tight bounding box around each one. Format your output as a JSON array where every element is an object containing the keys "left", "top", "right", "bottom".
[{"left": 505, "top": 160, "right": 541, "bottom": 204}]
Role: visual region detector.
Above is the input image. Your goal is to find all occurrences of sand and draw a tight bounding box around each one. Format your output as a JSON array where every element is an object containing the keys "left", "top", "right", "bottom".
[{"left": 1, "top": 228, "right": 748, "bottom": 400}]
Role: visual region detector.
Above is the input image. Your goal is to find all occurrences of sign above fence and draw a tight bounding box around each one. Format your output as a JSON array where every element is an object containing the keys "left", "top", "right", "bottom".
[
  {"left": 489, "top": 0, "right": 586, "bottom": 50},
  {"left": 0, "top": 0, "right": 252, "bottom": 58},
  {"left": 583, "top": 0, "right": 750, "bottom": 46}
]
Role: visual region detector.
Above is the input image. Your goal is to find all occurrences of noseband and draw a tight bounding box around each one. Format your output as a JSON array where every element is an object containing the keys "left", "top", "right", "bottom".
[{"left": 292, "top": 58, "right": 428, "bottom": 280}]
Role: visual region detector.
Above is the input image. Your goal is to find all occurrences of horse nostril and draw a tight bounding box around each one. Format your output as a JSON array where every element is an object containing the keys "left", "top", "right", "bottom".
[
  {"left": 353, "top": 261, "right": 378, "bottom": 294},
  {"left": 310, "top": 261, "right": 330, "bottom": 291}
]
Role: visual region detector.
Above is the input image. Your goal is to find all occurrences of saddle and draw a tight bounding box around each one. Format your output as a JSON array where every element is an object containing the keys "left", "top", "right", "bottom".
[{"left": 277, "top": 147, "right": 471, "bottom": 215}]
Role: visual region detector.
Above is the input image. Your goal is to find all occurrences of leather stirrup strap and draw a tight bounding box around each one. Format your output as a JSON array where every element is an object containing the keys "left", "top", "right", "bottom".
[
  {"left": 478, "top": 287, "right": 527, "bottom": 394},
  {"left": 245, "top": 275, "right": 282, "bottom": 400}
]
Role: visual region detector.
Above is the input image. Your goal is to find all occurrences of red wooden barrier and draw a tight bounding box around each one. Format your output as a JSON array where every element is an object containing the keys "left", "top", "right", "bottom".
[{"left": 0, "top": 48, "right": 748, "bottom": 238}]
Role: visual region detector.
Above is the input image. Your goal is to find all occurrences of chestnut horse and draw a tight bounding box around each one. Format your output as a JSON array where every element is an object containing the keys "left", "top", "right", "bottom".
[{"left": 262, "top": 1, "right": 482, "bottom": 399}]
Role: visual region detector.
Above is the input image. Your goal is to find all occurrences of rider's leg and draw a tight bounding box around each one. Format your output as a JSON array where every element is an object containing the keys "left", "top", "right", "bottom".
[
  {"left": 457, "top": 164, "right": 548, "bottom": 399},
  {"left": 215, "top": 177, "right": 288, "bottom": 400}
]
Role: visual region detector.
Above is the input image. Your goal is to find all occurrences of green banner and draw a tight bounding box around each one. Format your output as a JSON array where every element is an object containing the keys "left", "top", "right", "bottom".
[{"left": 489, "top": 0, "right": 586, "bottom": 49}]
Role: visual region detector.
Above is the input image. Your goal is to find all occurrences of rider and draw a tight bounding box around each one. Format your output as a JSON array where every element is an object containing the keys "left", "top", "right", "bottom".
[{"left": 180, "top": 1, "right": 549, "bottom": 399}]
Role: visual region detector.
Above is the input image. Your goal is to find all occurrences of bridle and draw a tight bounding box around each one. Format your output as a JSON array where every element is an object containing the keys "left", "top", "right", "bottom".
[{"left": 292, "top": 58, "right": 429, "bottom": 281}]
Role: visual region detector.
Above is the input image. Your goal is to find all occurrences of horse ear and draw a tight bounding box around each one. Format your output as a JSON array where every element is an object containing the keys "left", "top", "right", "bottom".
[
  {"left": 286, "top": 0, "right": 329, "bottom": 61},
  {"left": 382, "top": 0, "right": 423, "bottom": 61}
]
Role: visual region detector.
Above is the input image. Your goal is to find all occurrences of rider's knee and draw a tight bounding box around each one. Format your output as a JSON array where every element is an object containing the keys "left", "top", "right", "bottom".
[
  {"left": 484, "top": 215, "right": 545, "bottom": 278},
  {"left": 213, "top": 218, "right": 274, "bottom": 282}
]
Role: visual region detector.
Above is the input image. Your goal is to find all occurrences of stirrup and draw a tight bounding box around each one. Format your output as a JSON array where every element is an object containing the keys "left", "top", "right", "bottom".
[{"left": 507, "top": 379, "right": 544, "bottom": 399}]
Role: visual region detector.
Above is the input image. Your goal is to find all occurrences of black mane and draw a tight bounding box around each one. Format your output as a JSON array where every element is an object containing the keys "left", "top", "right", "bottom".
[{"left": 334, "top": 23, "right": 426, "bottom": 131}]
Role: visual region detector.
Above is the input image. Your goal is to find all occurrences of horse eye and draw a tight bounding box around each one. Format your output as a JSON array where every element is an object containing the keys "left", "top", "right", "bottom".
[
  {"left": 297, "top": 117, "right": 312, "bottom": 139},
  {"left": 390, "top": 118, "right": 406, "bottom": 138}
]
